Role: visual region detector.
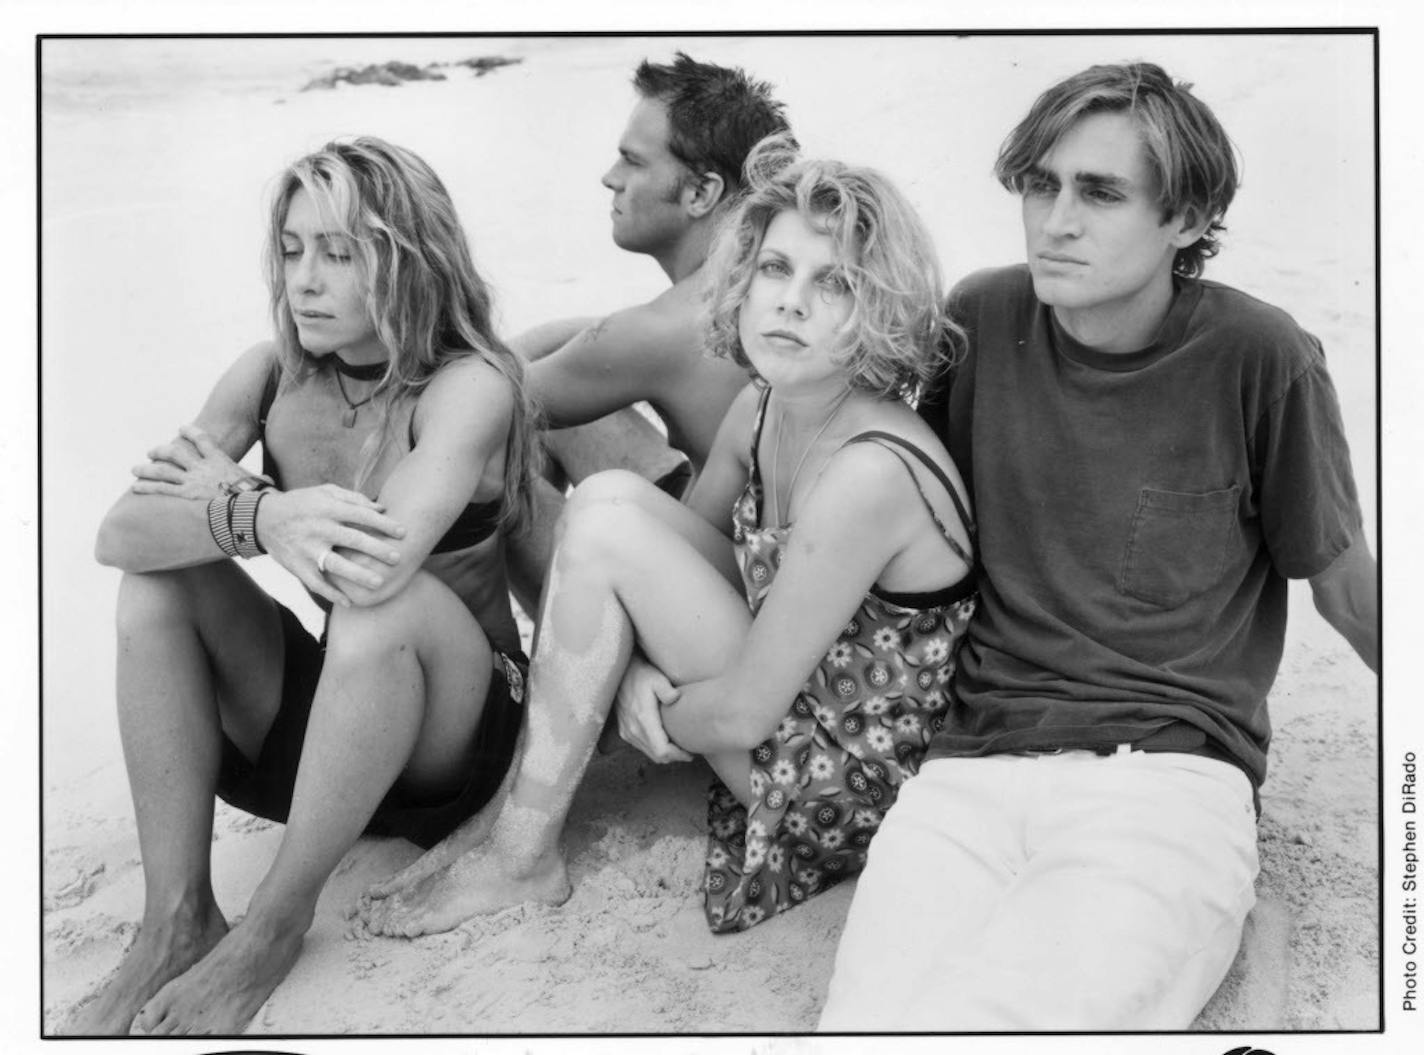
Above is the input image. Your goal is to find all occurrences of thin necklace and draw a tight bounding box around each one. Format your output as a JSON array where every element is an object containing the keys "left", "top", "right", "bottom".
[
  {"left": 332, "top": 369, "right": 377, "bottom": 428},
  {"left": 769, "top": 387, "right": 853, "bottom": 526}
]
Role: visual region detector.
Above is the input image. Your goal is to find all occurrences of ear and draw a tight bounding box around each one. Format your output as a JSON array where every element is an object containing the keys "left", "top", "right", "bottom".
[
  {"left": 683, "top": 171, "right": 727, "bottom": 219},
  {"left": 1167, "top": 205, "right": 1212, "bottom": 249}
]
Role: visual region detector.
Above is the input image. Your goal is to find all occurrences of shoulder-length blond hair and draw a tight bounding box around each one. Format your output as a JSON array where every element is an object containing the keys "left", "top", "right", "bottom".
[
  {"left": 265, "top": 136, "right": 536, "bottom": 534},
  {"left": 704, "top": 136, "right": 962, "bottom": 402}
]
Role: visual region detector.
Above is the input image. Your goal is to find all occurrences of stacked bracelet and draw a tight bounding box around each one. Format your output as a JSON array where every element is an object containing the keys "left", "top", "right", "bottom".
[
  {"left": 206, "top": 482, "right": 271, "bottom": 559},
  {"left": 207, "top": 495, "right": 239, "bottom": 557},
  {"left": 230, "top": 490, "right": 267, "bottom": 559}
]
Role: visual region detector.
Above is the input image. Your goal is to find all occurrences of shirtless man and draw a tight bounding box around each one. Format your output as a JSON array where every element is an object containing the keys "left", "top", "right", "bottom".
[{"left": 505, "top": 52, "right": 791, "bottom": 609}]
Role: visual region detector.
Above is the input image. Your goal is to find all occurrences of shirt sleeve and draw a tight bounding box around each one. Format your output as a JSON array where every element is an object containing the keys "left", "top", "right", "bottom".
[{"left": 1253, "top": 351, "right": 1363, "bottom": 579}]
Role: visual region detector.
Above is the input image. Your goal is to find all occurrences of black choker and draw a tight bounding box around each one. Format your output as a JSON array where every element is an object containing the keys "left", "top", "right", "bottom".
[{"left": 328, "top": 355, "right": 389, "bottom": 382}]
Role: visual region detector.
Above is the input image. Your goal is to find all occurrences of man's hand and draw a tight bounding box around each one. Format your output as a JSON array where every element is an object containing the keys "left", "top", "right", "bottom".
[
  {"left": 612, "top": 653, "right": 693, "bottom": 764},
  {"left": 130, "top": 424, "right": 270, "bottom": 500}
]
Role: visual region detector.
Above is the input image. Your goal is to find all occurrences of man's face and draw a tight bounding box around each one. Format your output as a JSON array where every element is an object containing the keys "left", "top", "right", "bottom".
[
  {"left": 1021, "top": 110, "right": 1190, "bottom": 345},
  {"left": 601, "top": 97, "right": 693, "bottom": 255}
]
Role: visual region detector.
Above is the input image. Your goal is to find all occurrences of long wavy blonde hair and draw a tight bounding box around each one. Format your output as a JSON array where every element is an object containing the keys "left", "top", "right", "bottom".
[{"left": 265, "top": 136, "right": 536, "bottom": 534}]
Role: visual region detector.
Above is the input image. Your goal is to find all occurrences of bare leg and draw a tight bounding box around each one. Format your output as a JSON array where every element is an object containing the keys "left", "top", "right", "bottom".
[
  {"left": 360, "top": 472, "right": 750, "bottom": 937},
  {"left": 130, "top": 572, "right": 494, "bottom": 1035},
  {"left": 64, "top": 564, "right": 286, "bottom": 1036}
]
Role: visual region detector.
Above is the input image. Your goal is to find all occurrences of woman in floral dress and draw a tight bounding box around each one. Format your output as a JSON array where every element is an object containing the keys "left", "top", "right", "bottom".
[{"left": 358, "top": 137, "right": 977, "bottom": 940}]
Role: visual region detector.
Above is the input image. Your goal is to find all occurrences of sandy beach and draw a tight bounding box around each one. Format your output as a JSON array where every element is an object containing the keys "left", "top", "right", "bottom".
[{"left": 31, "top": 26, "right": 1391, "bottom": 1049}]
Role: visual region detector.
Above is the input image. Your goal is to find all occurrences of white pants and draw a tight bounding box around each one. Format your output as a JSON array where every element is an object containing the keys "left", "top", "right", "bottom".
[{"left": 818, "top": 749, "right": 1260, "bottom": 1031}]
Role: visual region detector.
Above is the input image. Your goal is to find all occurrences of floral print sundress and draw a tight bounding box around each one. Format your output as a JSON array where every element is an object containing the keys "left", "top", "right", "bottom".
[{"left": 703, "top": 389, "right": 978, "bottom": 932}]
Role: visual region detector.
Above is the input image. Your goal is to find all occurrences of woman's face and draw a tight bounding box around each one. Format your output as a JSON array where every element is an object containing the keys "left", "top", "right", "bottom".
[
  {"left": 737, "top": 209, "right": 855, "bottom": 392},
  {"left": 281, "top": 188, "right": 385, "bottom": 365}
]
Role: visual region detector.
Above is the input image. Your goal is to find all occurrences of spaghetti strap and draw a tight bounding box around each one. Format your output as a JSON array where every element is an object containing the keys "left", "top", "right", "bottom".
[
  {"left": 843, "top": 431, "right": 975, "bottom": 566},
  {"left": 745, "top": 386, "right": 773, "bottom": 507}
]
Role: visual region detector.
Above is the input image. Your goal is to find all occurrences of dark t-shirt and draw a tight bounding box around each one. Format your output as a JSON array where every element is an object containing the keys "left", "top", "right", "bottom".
[{"left": 921, "top": 265, "right": 1361, "bottom": 788}]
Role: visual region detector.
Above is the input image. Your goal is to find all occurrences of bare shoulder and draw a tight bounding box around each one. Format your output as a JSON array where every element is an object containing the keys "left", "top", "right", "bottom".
[
  {"left": 811, "top": 407, "right": 971, "bottom": 524},
  {"left": 597, "top": 282, "right": 705, "bottom": 357},
  {"left": 417, "top": 353, "right": 516, "bottom": 435}
]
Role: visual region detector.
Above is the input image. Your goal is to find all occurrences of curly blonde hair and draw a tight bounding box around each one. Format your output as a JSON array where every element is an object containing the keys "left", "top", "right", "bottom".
[
  {"left": 704, "top": 136, "right": 961, "bottom": 401},
  {"left": 265, "top": 136, "right": 536, "bottom": 534}
]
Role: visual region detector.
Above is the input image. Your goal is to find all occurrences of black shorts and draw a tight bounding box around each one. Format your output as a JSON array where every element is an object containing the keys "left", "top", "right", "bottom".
[{"left": 215, "top": 603, "right": 526, "bottom": 849}]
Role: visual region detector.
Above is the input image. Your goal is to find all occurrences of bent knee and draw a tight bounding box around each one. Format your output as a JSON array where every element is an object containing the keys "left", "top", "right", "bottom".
[
  {"left": 114, "top": 567, "right": 213, "bottom": 631},
  {"left": 324, "top": 570, "right": 454, "bottom": 655},
  {"left": 566, "top": 469, "right": 658, "bottom": 512}
]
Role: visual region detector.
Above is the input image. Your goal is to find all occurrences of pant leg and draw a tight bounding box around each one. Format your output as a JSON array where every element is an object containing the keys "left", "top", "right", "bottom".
[
  {"left": 818, "top": 757, "right": 1030, "bottom": 1030},
  {"left": 896, "top": 749, "right": 1259, "bottom": 1031}
]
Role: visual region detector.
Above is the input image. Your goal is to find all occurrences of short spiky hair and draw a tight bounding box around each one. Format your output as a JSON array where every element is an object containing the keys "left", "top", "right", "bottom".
[
  {"left": 996, "top": 62, "right": 1241, "bottom": 278},
  {"left": 633, "top": 51, "right": 792, "bottom": 196},
  {"left": 704, "top": 136, "right": 961, "bottom": 402}
]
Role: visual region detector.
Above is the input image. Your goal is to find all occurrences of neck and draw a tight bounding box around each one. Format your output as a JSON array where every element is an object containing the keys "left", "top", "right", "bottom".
[
  {"left": 1053, "top": 269, "right": 1177, "bottom": 355},
  {"left": 771, "top": 380, "right": 857, "bottom": 430},
  {"left": 653, "top": 217, "right": 716, "bottom": 283},
  {"left": 328, "top": 353, "right": 389, "bottom": 381}
]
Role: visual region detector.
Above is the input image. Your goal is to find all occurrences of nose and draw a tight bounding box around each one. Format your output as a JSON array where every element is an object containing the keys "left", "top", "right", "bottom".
[
  {"left": 601, "top": 163, "right": 621, "bottom": 192},
  {"left": 776, "top": 276, "right": 811, "bottom": 318},
  {"left": 289, "top": 250, "right": 320, "bottom": 292},
  {"left": 1041, "top": 188, "right": 1081, "bottom": 239}
]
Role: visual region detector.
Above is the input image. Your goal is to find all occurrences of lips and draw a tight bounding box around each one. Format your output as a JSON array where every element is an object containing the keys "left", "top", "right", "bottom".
[
  {"left": 761, "top": 329, "right": 807, "bottom": 347},
  {"left": 1037, "top": 252, "right": 1087, "bottom": 266}
]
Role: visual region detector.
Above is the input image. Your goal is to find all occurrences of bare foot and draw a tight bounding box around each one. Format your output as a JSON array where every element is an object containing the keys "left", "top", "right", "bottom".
[
  {"left": 361, "top": 842, "right": 570, "bottom": 938},
  {"left": 62, "top": 901, "right": 228, "bottom": 1036},
  {"left": 361, "top": 809, "right": 498, "bottom": 905},
  {"left": 363, "top": 732, "right": 525, "bottom": 904},
  {"left": 128, "top": 912, "right": 304, "bottom": 1036}
]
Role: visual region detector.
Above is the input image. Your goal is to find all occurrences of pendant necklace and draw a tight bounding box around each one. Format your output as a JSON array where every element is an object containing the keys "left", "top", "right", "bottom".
[
  {"left": 769, "top": 387, "right": 853, "bottom": 526},
  {"left": 330, "top": 355, "right": 387, "bottom": 428}
]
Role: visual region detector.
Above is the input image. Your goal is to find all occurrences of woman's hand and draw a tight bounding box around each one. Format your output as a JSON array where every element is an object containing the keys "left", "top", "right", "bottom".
[
  {"left": 130, "top": 424, "right": 270, "bottom": 500},
  {"left": 256, "top": 486, "right": 407, "bottom": 607},
  {"left": 612, "top": 653, "right": 693, "bottom": 764}
]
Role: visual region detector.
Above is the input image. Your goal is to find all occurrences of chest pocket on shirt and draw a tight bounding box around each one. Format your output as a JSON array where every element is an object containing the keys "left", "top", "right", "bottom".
[{"left": 1117, "top": 485, "right": 1241, "bottom": 608}]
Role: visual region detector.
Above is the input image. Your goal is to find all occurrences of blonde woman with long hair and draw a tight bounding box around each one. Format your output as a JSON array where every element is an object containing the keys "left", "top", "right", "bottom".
[{"left": 78, "top": 137, "right": 536, "bottom": 1036}]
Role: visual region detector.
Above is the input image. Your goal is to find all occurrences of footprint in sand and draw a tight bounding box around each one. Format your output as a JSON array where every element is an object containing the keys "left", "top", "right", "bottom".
[{"left": 44, "top": 852, "right": 106, "bottom": 912}]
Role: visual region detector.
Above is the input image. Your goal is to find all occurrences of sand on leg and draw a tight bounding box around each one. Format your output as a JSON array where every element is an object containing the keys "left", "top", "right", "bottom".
[
  {"left": 130, "top": 570, "right": 496, "bottom": 1035},
  {"left": 64, "top": 562, "right": 285, "bottom": 1036},
  {"left": 360, "top": 471, "right": 751, "bottom": 937}
]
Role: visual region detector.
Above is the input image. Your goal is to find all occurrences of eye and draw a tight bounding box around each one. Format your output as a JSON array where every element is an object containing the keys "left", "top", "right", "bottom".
[
  {"left": 280, "top": 243, "right": 301, "bottom": 261},
  {"left": 756, "top": 257, "right": 789, "bottom": 277},
  {"left": 1022, "top": 175, "right": 1056, "bottom": 196},
  {"left": 1085, "top": 186, "right": 1122, "bottom": 204},
  {"left": 817, "top": 271, "right": 850, "bottom": 297}
]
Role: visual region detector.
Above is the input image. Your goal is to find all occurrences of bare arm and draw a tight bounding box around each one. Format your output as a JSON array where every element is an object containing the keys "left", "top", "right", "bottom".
[
  {"left": 662, "top": 444, "right": 925, "bottom": 752},
  {"left": 95, "top": 342, "right": 274, "bottom": 571},
  {"left": 1309, "top": 526, "right": 1378, "bottom": 673},
  {"left": 525, "top": 303, "right": 690, "bottom": 428},
  {"left": 332, "top": 357, "right": 516, "bottom": 608},
  {"left": 507, "top": 316, "right": 603, "bottom": 363},
  {"left": 683, "top": 381, "right": 757, "bottom": 534},
  {"left": 96, "top": 343, "right": 407, "bottom": 607}
]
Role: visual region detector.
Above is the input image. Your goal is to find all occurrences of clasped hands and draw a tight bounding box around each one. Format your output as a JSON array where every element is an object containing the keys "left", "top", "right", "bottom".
[{"left": 132, "top": 423, "right": 406, "bottom": 607}]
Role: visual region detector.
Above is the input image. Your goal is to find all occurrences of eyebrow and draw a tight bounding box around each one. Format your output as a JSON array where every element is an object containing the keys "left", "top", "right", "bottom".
[{"left": 1026, "top": 164, "right": 1131, "bottom": 189}]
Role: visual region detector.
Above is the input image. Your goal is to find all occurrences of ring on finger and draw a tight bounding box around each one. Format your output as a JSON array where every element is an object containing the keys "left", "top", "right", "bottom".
[{"left": 317, "top": 548, "right": 333, "bottom": 575}]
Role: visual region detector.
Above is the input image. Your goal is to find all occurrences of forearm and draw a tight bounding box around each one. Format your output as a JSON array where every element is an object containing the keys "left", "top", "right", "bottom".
[
  {"left": 662, "top": 671, "right": 785, "bottom": 754},
  {"left": 1314, "top": 573, "right": 1379, "bottom": 673},
  {"left": 94, "top": 492, "right": 232, "bottom": 572}
]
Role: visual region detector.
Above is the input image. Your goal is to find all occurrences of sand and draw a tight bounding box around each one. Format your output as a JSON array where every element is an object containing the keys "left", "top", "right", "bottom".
[{"left": 19, "top": 19, "right": 1413, "bottom": 1054}]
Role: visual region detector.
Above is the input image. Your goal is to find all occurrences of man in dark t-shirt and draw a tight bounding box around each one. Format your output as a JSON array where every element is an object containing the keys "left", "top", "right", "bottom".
[{"left": 820, "top": 62, "right": 1377, "bottom": 1031}]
